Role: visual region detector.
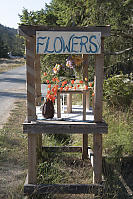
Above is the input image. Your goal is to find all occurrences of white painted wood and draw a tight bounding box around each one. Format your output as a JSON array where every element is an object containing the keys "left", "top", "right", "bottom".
[{"left": 36, "top": 31, "right": 101, "bottom": 54}]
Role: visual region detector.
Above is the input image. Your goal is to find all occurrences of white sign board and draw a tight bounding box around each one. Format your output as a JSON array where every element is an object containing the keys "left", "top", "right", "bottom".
[{"left": 36, "top": 31, "right": 101, "bottom": 54}]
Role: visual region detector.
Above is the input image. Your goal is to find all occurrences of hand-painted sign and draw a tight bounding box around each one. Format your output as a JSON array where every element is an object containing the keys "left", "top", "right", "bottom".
[{"left": 36, "top": 31, "right": 101, "bottom": 54}]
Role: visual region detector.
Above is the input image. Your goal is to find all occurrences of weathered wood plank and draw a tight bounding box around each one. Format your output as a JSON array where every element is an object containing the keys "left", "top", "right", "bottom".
[
  {"left": 23, "top": 121, "right": 108, "bottom": 134},
  {"left": 24, "top": 183, "right": 104, "bottom": 195},
  {"left": 93, "top": 134, "right": 102, "bottom": 184},
  {"left": 82, "top": 54, "right": 89, "bottom": 159},
  {"left": 26, "top": 37, "right": 36, "bottom": 122},
  {"left": 28, "top": 134, "right": 37, "bottom": 184},
  {"left": 57, "top": 91, "right": 61, "bottom": 118},
  {"left": 42, "top": 146, "right": 82, "bottom": 153},
  {"left": 94, "top": 38, "right": 104, "bottom": 122},
  {"left": 67, "top": 93, "right": 72, "bottom": 113},
  {"left": 19, "top": 25, "right": 111, "bottom": 37}
]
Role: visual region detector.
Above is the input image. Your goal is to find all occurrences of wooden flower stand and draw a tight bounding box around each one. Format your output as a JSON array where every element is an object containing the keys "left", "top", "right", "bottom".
[{"left": 19, "top": 25, "right": 110, "bottom": 197}]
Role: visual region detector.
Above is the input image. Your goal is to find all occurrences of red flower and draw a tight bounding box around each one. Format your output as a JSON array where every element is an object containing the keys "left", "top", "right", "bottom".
[
  {"left": 46, "top": 80, "right": 49, "bottom": 84},
  {"left": 74, "top": 86, "right": 76, "bottom": 90},
  {"left": 79, "top": 80, "right": 83, "bottom": 84},
  {"left": 77, "top": 84, "right": 80, "bottom": 88},
  {"left": 43, "top": 72, "right": 47, "bottom": 76},
  {"left": 71, "top": 80, "right": 74, "bottom": 84}
]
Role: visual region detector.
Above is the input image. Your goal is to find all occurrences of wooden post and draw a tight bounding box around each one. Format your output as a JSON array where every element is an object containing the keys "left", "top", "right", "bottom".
[
  {"left": 26, "top": 37, "right": 37, "bottom": 184},
  {"left": 83, "top": 90, "right": 86, "bottom": 121},
  {"left": 57, "top": 91, "right": 61, "bottom": 118},
  {"left": 34, "top": 54, "right": 42, "bottom": 162},
  {"left": 93, "top": 38, "right": 104, "bottom": 184},
  {"left": 67, "top": 93, "right": 72, "bottom": 113},
  {"left": 86, "top": 90, "right": 90, "bottom": 110},
  {"left": 93, "top": 134, "right": 102, "bottom": 184},
  {"left": 82, "top": 54, "right": 88, "bottom": 160}
]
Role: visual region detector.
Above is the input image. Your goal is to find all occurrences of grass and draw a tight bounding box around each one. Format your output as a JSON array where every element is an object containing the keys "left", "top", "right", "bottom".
[
  {"left": 0, "top": 99, "right": 27, "bottom": 199},
  {"left": 0, "top": 97, "right": 133, "bottom": 198},
  {"left": 0, "top": 58, "right": 25, "bottom": 73}
]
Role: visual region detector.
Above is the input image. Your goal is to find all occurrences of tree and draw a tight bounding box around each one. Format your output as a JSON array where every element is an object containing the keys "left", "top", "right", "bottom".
[
  {"left": 19, "top": 0, "right": 133, "bottom": 76},
  {"left": 0, "top": 37, "right": 9, "bottom": 58}
]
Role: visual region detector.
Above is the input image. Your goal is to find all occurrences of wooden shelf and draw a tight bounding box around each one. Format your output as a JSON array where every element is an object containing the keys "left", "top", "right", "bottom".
[{"left": 23, "top": 120, "right": 108, "bottom": 134}]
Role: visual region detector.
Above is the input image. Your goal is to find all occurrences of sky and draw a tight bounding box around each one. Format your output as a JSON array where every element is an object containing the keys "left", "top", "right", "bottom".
[{"left": 0, "top": 0, "right": 51, "bottom": 29}]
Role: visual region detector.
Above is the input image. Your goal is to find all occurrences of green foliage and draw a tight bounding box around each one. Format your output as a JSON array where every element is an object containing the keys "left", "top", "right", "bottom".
[
  {"left": 0, "top": 37, "right": 9, "bottom": 58},
  {"left": 0, "top": 24, "right": 24, "bottom": 57},
  {"left": 104, "top": 74, "right": 133, "bottom": 109},
  {"left": 103, "top": 104, "right": 133, "bottom": 160}
]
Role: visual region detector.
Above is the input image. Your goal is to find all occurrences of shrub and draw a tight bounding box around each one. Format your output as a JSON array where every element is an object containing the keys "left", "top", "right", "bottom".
[{"left": 104, "top": 74, "right": 133, "bottom": 109}]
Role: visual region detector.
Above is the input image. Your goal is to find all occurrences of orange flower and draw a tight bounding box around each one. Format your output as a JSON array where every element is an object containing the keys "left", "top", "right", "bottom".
[
  {"left": 85, "top": 85, "right": 88, "bottom": 90},
  {"left": 70, "top": 86, "right": 72, "bottom": 89},
  {"left": 71, "top": 80, "right": 74, "bottom": 84},
  {"left": 74, "top": 86, "right": 76, "bottom": 90},
  {"left": 52, "top": 77, "right": 56, "bottom": 82},
  {"left": 46, "top": 80, "right": 49, "bottom": 84},
  {"left": 48, "top": 84, "right": 51, "bottom": 88},
  {"left": 92, "top": 93, "right": 95, "bottom": 96},
  {"left": 43, "top": 72, "right": 47, "bottom": 76},
  {"left": 56, "top": 77, "right": 59, "bottom": 83},
  {"left": 60, "top": 87, "right": 63, "bottom": 91},
  {"left": 89, "top": 83, "right": 92, "bottom": 87}
]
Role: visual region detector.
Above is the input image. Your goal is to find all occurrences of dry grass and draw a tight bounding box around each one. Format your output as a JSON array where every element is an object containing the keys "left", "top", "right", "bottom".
[
  {"left": 0, "top": 58, "right": 25, "bottom": 73},
  {"left": 0, "top": 99, "right": 27, "bottom": 199}
]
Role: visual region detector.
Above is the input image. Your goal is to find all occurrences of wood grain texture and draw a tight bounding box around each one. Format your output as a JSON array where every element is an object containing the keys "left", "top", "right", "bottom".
[
  {"left": 26, "top": 37, "right": 36, "bottom": 122},
  {"left": 19, "top": 25, "right": 111, "bottom": 37},
  {"left": 67, "top": 93, "right": 72, "bottom": 113},
  {"left": 24, "top": 183, "right": 104, "bottom": 195},
  {"left": 94, "top": 38, "right": 104, "bottom": 122},
  {"left": 28, "top": 134, "right": 37, "bottom": 184},
  {"left": 23, "top": 121, "right": 108, "bottom": 134},
  {"left": 93, "top": 134, "right": 102, "bottom": 184}
]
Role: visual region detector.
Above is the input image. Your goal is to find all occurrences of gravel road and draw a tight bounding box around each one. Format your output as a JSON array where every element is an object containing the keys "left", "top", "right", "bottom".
[{"left": 0, "top": 65, "right": 26, "bottom": 128}]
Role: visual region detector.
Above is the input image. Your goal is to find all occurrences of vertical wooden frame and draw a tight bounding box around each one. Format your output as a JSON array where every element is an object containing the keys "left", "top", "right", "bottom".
[
  {"left": 57, "top": 91, "right": 61, "bottom": 118},
  {"left": 26, "top": 37, "right": 37, "bottom": 184},
  {"left": 67, "top": 93, "right": 72, "bottom": 113},
  {"left": 93, "top": 38, "right": 104, "bottom": 184},
  {"left": 82, "top": 54, "right": 89, "bottom": 159},
  {"left": 34, "top": 54, "right": 42, "bottom": 162}
]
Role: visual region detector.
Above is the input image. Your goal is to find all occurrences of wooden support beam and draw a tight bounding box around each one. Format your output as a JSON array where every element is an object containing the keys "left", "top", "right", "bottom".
[
  {"left": 24, "top": 183, "right": 104, "bottom": 195},
  {"left": 67, "top": 93, "right": 72, "bottom": 113},
  {"left": 93, "top": 38, "right": 104, "bottom": 184},
  {"left": 26, "top": 37, "right": 37, "bottom": 184},
  {"left": 93, "top": 134, "right": 102, "bottom": 184},
  {"left": 28, "top": 134, "right": 37, "bottom": 184},
  {"left": 82, "top": 54, "right": 88, "bottom": 159},
  {"left": 94, "top": 38, "right": 104, "bottom": 122},
  {"left": 35, "top": 54, "right": 41, "bottom": 106},
  {"left": 34, "top": 54, "right": 42, "bottom": 162},
  {"left": 42, "top": 146, "right": 82, "bottom": 153},
  {"left": 57, "top": 91, "right": 61, "bottom": 118},
  {"left": 26, "top": 37, "right": 36, "bottom": 122},
  {"left": 23, "top": 121, "right": 108, "bottom": 134},
  {"left": 93, "top": 38, "right": 104, "bottom": 183},
  {"left": 19, "top": 25, "right": 111, "bottom": 38}
]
